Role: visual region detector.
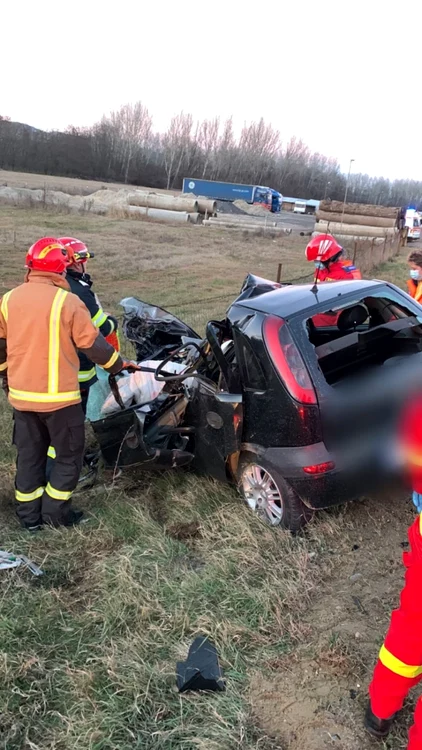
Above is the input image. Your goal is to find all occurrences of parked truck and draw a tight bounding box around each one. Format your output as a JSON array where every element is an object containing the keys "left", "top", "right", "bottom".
[{"left": 182, "top": 178, "right": 282, "bottom": 213}]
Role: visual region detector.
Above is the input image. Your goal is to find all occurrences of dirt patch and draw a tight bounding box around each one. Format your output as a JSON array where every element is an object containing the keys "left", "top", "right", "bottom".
[
  {"left": 249, "top": 664, "right": 360, "bottom": 749},
  {"left": 248, "top": 494, "right": 419, "bottom": 749}
]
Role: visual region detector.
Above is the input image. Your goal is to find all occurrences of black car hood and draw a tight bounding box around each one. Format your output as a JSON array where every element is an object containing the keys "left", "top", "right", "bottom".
[{"left": 120, "top": 297, "right": 200, "bottom": 362}]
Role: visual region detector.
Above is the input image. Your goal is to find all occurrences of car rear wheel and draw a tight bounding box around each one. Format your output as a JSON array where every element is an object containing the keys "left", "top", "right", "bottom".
[{"left": 237, "top": 452, "right": 312, "bottom": 532}]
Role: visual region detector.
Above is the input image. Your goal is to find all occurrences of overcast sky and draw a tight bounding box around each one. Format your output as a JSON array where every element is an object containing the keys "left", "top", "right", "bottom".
[{"left": 2, "top": 0, "right": 419, "bottom": 180}]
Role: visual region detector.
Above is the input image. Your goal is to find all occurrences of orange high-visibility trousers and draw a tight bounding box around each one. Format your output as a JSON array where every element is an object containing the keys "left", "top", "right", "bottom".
[{"left": 369, "top": 513, "right": 422, "bottom": 749}]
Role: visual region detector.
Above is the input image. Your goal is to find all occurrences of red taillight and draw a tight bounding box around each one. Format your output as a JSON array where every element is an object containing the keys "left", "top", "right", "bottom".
[
  {"left": 263, "top": 316, "right": 317, "bottom": 405},
  {"left": 303, "top": 461, "right": 335, "bottom": 474}
]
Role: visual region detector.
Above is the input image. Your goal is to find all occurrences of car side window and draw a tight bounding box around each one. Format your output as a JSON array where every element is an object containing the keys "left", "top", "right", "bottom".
[{"left": 239, "top": 338, "right": 266, "bottom": 390}]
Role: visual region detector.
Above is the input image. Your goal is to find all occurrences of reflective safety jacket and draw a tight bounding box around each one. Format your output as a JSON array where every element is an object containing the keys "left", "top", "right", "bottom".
[
  {"left": 0, "top": 271, "right": 123, "bottom": 412},
  {"left": 66, "top": 269, "right": 117, "bottom": 387},
  {"left": 407, "top": 279, "right": 422, "bottom": 304},
  {"left": 312, "top": 261, "right": 356, "bottom": 327}
]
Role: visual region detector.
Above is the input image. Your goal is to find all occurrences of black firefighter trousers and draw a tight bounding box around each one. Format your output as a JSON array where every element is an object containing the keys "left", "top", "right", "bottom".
[{"left": 13, "top": 404, "right": 85, "bottom": 528}]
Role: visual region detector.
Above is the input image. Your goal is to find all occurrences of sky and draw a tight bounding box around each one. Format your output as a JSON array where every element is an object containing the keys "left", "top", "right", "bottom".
[{"left": 2, "top": 0, "right": 420, "bottom": 181}]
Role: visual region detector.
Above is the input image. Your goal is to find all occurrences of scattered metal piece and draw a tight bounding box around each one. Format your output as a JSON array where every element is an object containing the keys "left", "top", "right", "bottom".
[{"left": 0, "top": 551, "right": 43, "bottom": 576}]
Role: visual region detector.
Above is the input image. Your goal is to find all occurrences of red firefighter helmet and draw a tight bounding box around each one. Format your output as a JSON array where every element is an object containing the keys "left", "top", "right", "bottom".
[
  {"left": 58, "top": 237, "right": 90, "bottom": 264},
  {"left": 306, "top": 234, "right": 343, "bottom": 263},
  {"left": 25, "top": 238, "right": 69, "bottom": 274}
]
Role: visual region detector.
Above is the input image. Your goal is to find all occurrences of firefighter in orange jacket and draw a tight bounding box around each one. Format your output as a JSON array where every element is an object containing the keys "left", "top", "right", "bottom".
[
  {"left": 407, "top": 250, "right": 422, "bottom": 303},
  {"left": 0, "top": 238, "right": 126, "bottom": 531},
  {"left": 365, "top": 395, "right": 422, "bottom": 748}
]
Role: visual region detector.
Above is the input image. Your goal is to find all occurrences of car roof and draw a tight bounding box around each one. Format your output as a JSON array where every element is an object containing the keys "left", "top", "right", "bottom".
[{"left": 235, "top": 280, "right": 387, "bottom": 317}]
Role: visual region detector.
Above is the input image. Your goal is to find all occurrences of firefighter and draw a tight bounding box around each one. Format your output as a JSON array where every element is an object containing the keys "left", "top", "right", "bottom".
[
  {"left": 0, "top": 237, "right": 127, "bottom": 531},
  {"left": 58, "top": 237, "right": 119, "bottom": 415},
  {"left": 365, "top": 395, "right": 422, "bottom": 748},
  {"left": 306, "top": 234, "right": 361, "bottom": 282},
  {"left": 305, "top": 234, "right": 361, "bottom": 327},
  {"left": 407, "top": 250, "right": 422, "bottom": 303}
]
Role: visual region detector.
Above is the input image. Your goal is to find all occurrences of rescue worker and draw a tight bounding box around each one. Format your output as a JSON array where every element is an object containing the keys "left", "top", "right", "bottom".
[
  {"left": 306, "top": 234, "right": 360, "bottom": 283},
  {"left": 0, "top": 237, "right": 127, "bottom": 531},
  {"left": 365, "top": 395, "right": 422, "bottom": 748},
  {"left": 305, "top": 234, "right": 361, "bottom": 327},
  {"left": 58, "top": 237, "right": 118, "bottom": 415},
  {"left": 407, "top": 250, "right": 422, "bottom": 303}
]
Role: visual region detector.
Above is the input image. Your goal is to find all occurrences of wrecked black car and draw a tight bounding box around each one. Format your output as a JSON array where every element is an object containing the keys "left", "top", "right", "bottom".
[{"left": 91, "top": 274, "right": 422, "bottom": 530}]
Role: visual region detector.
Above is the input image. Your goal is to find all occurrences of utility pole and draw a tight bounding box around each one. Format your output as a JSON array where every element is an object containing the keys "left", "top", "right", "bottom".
[{"left": 340, "top": 158, "right": 355, "bottom": 232}]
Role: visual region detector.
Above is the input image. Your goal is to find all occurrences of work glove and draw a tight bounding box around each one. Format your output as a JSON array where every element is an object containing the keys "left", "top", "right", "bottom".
[
  {"left": 119, "top": 361, "right": 141, "bottom": 374},
  {"left": 412, "top": 491, "right": 422, "bottom": 513}
]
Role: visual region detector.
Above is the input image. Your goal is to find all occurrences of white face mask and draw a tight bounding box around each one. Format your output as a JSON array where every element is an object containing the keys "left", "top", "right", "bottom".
[
  {"left": 314, "top": 261, "right": 325, "bottom": 270},
  {"left": 410, "top": 269, "right": 422, "bottom": 281}
]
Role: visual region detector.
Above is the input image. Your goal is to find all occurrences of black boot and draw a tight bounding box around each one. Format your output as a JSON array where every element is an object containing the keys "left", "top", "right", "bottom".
[
  {"left": 63, "top": 509, "right": 84, "bottom": 527},
  {"left": 364, "top": 702, "right": 395, "bottom": 738},
  {"left": 20, "top": 521, "right": 43, "bottom": 534}
]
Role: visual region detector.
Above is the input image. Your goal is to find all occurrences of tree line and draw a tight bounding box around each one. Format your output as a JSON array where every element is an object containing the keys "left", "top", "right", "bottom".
[{"left": 0, "top": 106, "right": 421, "bottom": 208}]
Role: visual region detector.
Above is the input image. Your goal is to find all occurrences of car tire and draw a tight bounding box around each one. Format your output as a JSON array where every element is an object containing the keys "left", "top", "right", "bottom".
[{"left": 237, "top": 452, "right": 312, "bottom": 532}]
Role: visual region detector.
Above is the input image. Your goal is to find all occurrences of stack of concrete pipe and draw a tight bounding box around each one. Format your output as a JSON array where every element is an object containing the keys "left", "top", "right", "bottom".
[
  {"left": 313, "top": 200, "right": 400, "bottom": 240},
  {"left": 128, "top": 190, "right": 217, "bottom": 220}
]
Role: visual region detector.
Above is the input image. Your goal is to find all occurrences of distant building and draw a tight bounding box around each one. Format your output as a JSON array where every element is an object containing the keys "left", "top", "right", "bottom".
[{"left": 281, "top": 197, "right": 320, "bottom": 215}]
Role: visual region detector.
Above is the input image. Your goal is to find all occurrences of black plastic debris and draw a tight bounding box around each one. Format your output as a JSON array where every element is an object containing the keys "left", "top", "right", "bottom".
[
  {"left": 176, "top": 636, "right": 225, "bottom": 693},
  {"left": 120, "top": 297, "right": 199, "bottom": 362}
]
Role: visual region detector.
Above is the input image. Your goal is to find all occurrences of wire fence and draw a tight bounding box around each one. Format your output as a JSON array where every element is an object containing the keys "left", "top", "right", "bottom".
[{"left": 117, "top": 235, "right": 402, "bottom": 350}]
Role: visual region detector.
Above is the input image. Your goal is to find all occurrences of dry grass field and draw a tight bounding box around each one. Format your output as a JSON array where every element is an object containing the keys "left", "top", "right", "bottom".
[{"left": 0, "top": 195, "right": 417, "bottom": 750}]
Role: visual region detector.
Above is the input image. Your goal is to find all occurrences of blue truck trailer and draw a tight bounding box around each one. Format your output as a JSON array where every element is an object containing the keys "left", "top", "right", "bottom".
[{"left": 182, "top": 178, "right": 282, "bottom": 212}]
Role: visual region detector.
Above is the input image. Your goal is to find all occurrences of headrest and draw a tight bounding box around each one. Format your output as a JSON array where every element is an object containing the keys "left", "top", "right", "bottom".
[{"left": 337, "top": 304, "right": 368, "bottom": 331}]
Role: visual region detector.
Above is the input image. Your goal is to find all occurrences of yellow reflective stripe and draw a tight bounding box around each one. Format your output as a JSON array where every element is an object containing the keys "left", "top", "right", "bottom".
[
  {"left": 45, "top": 483, "right": 72, "bottom": 501},
  {"left": 379, "top": 644, "right": 422, "bottom": 679},
  {"left": 0, "top": 290, "right": 13, "bottom": 323},
  {"left": 102, "top": 350, "right": 119, "bottom": 370},
  {"left": 405, "top": 450, "right": 422, "bottom": 467},
  {"left": 0, "top": 361, "right": 7, "bottom": 372},
  {"left": 15, "top": 487, "right": 44, "bottom": 503},
  {"left": 78, "top": 368, "right": 96, "bottom": 383},
  {"left": 38, "top": 242, "right": 63, "bottom": 259},
  {"left": 48, "top": 289, "right": 68, "bottom": 394},
  {"left": 47, "top": 446, "right": 56, "bottom": 459},
  {"left": 92, "top": 308, "right": 107, "bottom": 327},
  {"left": 108, "top": 318, "right": 116, "bottom": 333},
  {"left": 9, "top": 388, "right": 80, "bottom": 404}
]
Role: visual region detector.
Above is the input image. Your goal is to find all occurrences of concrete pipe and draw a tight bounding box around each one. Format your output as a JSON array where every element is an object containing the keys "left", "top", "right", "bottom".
[
  {"left": 312, "top": 231, "right": 386, "bottom": 244},
  {"left": 203, "top": 219, "right": 292, "bottom": 234},
  {"left": 129, "top": 191, "right": 199, "bottom": 213},
  {"left": 206, "top": 216, "right": 278, "bottom": 228},
  {"left": 127, "top": 205, "right": 191, "bottom": 223},
  {"left": 187, "top": 213, "right": 202, "bottom": 224},
  {"left": 195, "top": 198, "right": 217, "bottom": 215},
  {"left": 315, "top": 221, "right": 396, "bottom": 238},
  {"left": 316, "top": 210, "right": 396, "bottom": 228}
]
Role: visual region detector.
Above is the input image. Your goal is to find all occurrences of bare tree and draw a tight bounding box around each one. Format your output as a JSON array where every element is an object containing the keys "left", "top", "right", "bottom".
[{"left": 162, "top": 112, "right": 194, "bottom": 189}]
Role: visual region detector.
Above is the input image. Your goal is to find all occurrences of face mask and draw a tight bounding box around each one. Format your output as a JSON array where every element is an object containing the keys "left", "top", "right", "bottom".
[
  {"left": 314, "top": 261, "right": 325, "bottom": 270},
  {"left": 410, "top": 269, "right": 422, "bottom": 281}
]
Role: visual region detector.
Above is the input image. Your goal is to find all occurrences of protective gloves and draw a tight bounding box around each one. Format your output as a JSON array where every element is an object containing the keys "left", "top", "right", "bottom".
[{"left": 412, "top": 491, "right": 422, "bottom": 513}]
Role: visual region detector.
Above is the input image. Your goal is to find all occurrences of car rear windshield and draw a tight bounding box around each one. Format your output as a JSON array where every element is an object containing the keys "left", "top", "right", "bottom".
[{"left": 303, "top": 289, "right": 422, "bottom": 386}]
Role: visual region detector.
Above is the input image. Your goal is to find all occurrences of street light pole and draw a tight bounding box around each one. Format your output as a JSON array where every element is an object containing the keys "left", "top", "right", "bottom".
[
  {"left": 324, "top": 181, "right": 331, "bottom": 200},
  {"left": 340, "top": 158, "right": 355, "bottom": 232}
]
